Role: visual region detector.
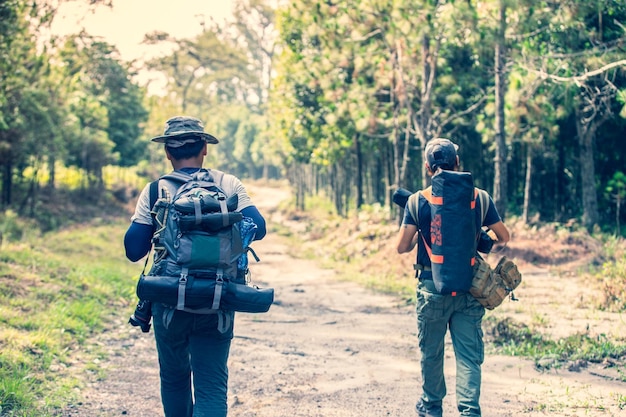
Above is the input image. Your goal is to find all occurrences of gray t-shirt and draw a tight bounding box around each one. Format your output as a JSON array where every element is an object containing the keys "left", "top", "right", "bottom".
[{"left": 130, "top": 169, "right": 253, "bottom": 226}]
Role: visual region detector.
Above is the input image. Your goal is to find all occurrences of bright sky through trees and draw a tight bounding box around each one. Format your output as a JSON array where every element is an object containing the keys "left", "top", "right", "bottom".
[{"left": 51, "top": 0, "right": 235, "bottom": 62}]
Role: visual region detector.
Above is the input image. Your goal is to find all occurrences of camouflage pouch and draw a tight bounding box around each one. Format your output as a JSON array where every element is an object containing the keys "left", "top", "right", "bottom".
[
  {"left": 493, "top": 256, "right": 522, "bottom": 291},
  {"left": 470, "top": 256, "right": 522, "bottom": 310}
]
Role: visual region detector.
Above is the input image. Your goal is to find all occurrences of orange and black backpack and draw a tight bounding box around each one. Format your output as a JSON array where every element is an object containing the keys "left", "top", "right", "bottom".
[{"left": 407, "top": 169, "right": 488, "bottom": 295}]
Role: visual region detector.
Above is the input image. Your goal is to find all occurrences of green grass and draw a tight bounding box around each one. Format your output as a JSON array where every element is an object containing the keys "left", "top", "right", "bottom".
[
  {"left": 0, "top": 218, "right": 138, "bottom": 416},
  {"left": 593, "top": 256, "right": 626, "bottom": 312},
  {"left": 484, "top": 316, "right": 626, "bottom": 380}
]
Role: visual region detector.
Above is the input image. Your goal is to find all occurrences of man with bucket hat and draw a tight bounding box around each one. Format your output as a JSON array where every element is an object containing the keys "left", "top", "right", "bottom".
[
  {"left": 396, "top": 138, "right": 510, "bottom": 417},
  {"left": 124, "top": 116, "right": 266, "bottom": 417}
]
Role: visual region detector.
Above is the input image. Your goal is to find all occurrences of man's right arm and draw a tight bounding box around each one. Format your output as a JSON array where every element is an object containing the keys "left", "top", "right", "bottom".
[
  {"left": 125, "top": 184, "right": 154, "bottom": 262},
  {"left": 124, "top": 222, "right": 153, "bottom": 262},
  {"left": 396, "top": 223, "right": 418, "bottom": 254}
]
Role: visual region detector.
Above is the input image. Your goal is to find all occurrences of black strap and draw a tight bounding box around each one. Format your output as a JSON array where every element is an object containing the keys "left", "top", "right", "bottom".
[{"left": 149, "top": 179, "right": 159, "bottom": 210}]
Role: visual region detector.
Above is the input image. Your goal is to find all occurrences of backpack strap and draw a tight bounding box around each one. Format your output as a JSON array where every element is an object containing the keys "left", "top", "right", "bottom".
[
  {"left": 406, "top": 192, "right": 420, "bottom": 225},
  {"left": 209, "top": 169, "right": 225, "bottom": 187},
  {"left": 149, "top": 179, "right": 159, "bottom": 210},
  {"left": 406, "top": 190, "right": 436, "bottom": 268},
  {"left": 406, "top": 187, "right": 432, "bottom": 223},
  {"left": 476, "top": 188, "right": 489, "bottom": 226},
  {"left": 161, "top": 169, "right": 225, "bottom": 187}
]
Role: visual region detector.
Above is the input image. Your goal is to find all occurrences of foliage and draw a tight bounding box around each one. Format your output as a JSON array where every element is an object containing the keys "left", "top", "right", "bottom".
[
  {"left": 269, "top": 0, "right": 626, "bottom": 229},
  {"left": 141, "top": 1, "right": 282, "bottom": 181},
  {"left": 0, "top": 1, "right": 148, "bottom": 217},
  {"left": 0, "top": 219, "right": 137, "bottom": 415},
  {"left": 56, "top": 34, "right": 149, "bottom": 176},
  {"left": 2, "top": 0, "right": 626, "bottom": 234},
  {"left": 144, "top": 29, "right": 252, "bottom": 112},
  {"left": 592, "top": 235, "right": 626, "bottom": 312},
  {"left": 605, "top": 171, "right": 626, "bottom": 235}
]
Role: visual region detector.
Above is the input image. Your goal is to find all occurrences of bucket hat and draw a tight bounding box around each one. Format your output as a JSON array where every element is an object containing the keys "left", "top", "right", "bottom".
[{"left": 150, "top": 116, "right": 219, "bottom": 147}]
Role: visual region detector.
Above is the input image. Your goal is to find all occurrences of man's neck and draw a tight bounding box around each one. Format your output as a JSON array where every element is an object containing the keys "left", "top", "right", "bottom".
[
  {"left": 177, "top": 167, "right": 204, "bottom": 173},
  {"left": 171, "top": 159, "right": 203, "bottom": 170}
]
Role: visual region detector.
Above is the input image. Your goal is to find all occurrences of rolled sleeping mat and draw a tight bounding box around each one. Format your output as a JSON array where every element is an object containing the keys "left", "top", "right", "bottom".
[
  {"left": 178, "top": 211, "right": 243, "bottom": 232},
  {"left": 174, "top": 193, "right": 238, "bottom": 214},
  {"left": 137, "top": 274, "right": 274, "bottom": 313},
  {"left": 392, "top": 188, "right": 412, "bottom": 208}
]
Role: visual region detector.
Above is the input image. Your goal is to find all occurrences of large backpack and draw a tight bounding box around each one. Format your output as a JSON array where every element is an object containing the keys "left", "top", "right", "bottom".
[
  {"left": 137, "top": 169, "right": 265, "bottom": 313},
  {"left": 407, "top": 169, "right": 489, "bottom": 295}
]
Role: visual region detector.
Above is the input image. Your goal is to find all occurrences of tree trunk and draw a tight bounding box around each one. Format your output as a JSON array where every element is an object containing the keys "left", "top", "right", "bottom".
[
  {"left": 576, "top": 111, "right": 600, "bottom": 230},
  {"left": 420, "top": 33, "right": 433, "bottom": 190},
  {"left": 493, "top": 0, "right": 508, "bottom": 219},
  {"left": 291, "top": 163, "right": 305, "bottom": 211},
  {"left": 2, "top": 160, "right": 12, "bottom": 207},
  {"left": 355, "top": 133, "right": 363, "bottom": 209},
  {"left": 522, "top": 145, "right": 532, "bottom": 223},
  {"left": 47, "top": 154, "right": 56, "bottom": 189},
  {"left": 332, "top": 164, "right": 345, "bottom": 216},
  {"left": 617, "top": 197, "right": 621, "bottom": 236}
]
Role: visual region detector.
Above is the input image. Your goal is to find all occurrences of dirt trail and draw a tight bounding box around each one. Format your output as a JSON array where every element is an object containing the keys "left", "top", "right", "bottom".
[{"left": 63, "top": 185, "right": 625, "bottom": 417}]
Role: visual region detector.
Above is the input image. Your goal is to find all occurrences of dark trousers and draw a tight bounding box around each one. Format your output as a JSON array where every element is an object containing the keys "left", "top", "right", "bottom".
[
  {"left": 416, "top": 279, "right": 485, "bottom": 417},
  {"left": 152, "top": 303, "right": 233, "bottom": 417}
]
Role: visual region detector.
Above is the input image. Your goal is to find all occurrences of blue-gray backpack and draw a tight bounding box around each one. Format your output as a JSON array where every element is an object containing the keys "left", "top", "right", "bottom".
[
  {"left": 150, "top": 170, "right": 245, "bottom": 281},
  {"left": 136, "top": 169, "right": 272, "bottom": 314},
  {"left": 407, "top": 169, "right": 489, "bottom": 295}
]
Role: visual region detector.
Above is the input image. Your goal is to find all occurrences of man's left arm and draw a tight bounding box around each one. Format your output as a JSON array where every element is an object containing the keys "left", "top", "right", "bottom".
[
  {"left": 396, "top": 205, "right": 418, "bottom": 254},
  {"left": 227, "top": 175, "right": 267, "bottom": 241},
  {"left": 241, "top": 206, "right": 266, "bottom": 240},
  {"left": 483, "top": 195, "right": 510, "bottom": 244}
]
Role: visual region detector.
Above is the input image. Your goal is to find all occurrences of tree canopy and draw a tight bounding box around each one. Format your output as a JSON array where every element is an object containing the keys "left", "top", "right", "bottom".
[
  {"left": 271, "top": 0, "right": 626, "bottom": 231},
  {"left": 1, "top": 0, "right": 625, "bottom": 234}
]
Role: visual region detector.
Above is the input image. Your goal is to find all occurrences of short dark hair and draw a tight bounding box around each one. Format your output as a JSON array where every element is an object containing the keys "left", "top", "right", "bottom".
[{"left": 165, "top": 139, "right": 205, "bottom": 160}]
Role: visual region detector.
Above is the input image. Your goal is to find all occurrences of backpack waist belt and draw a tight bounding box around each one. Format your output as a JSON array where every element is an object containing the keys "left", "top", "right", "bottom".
[{"left": 414, "top": 264, "right": 432, "bottom": 272}]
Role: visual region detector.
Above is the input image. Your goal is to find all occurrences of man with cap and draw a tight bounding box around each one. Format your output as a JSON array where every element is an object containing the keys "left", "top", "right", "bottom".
[
  {"left": 395, "top": 138, "right": 509, "bottom": 417},
  {"left": 124, "top": 116, "right": 266, "bottom": 417}
]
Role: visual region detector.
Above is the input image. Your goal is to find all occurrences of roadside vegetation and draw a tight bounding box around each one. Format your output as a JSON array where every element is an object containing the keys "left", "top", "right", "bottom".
[{"left": 0, "top": 204, "right": 136, "bottom": 416}]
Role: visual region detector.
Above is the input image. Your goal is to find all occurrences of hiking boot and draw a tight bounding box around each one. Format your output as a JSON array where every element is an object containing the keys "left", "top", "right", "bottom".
[{"left": 415, "top": 400, "right": 443, "bottom": 417}]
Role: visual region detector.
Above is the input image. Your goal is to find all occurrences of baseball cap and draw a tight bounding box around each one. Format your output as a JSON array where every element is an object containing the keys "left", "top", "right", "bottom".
[
  {"left": 150, "top": 116, "right": 219, "bottom": 147},
  {"left": 424, "top": 138, "right": 459, "bottom": 170}
]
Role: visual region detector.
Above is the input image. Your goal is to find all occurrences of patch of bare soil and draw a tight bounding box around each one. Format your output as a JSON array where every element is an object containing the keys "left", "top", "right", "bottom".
[{"left": 61, "top": 184, "right": 626, "bottom": 416}]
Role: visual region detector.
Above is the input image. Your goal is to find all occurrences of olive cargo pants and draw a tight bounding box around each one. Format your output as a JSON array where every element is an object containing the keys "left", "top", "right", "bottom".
[{"left": 416, "top": 279, "right": 485, "bottom": 417}]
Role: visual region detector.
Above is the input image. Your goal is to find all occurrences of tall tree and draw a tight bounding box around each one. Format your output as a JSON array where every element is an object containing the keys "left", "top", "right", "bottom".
[
  {"left": 517, "top": 0, "right": 626, "bottom": 229},
  {"left": 0, "top": 1, "right": 57, "bottom": 205},
  {"left": 492, "top": 0, "right": 508, "bottom": 217},
  {"left": 273, "top": 0, "right": 489, "bottom": 213},
  {"left": 144, "top": 29, "right": 252, "bottom": 112},
  {"left": 56, "top": 34, "right": 148, "bottom": 187},
  {"left": 230, "top": 0, "right": 277, "bottom": 108}
]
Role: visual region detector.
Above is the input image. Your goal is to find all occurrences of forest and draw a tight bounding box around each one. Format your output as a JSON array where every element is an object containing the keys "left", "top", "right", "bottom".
[{"left": 1, "top": 0, "right": 626, "bottom": 234}]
